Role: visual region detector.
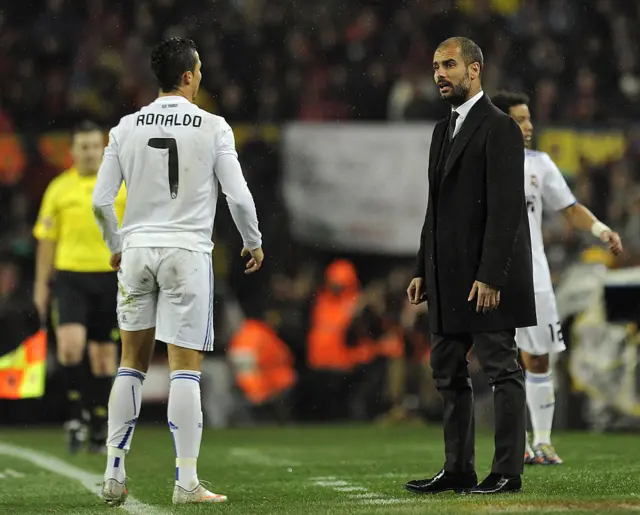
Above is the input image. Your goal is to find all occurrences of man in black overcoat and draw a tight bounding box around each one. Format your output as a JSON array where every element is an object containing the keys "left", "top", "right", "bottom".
[{"left": 405, "top": 37, "right": 537, "bottom": 495}]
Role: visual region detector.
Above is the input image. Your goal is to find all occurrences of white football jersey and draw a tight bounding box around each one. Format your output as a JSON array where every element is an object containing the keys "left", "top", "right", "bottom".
[
  {"left": 524, "top": 149, "right": 576, "bottom": 292},
  {"left": 92, "top": 96, "right": 262, "bottom": 254}
]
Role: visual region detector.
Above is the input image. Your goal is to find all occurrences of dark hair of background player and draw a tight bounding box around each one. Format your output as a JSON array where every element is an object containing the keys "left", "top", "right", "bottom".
[
  {"left": 491, "top": 91, "right": 530, "bottom": 115},
  {"left": 72, "top": 120, "right": 102, "bottom": 141}
]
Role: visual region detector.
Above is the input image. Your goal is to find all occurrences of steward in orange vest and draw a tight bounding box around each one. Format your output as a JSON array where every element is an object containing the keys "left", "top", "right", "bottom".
[
  {"left": 229, "top": 318, "right": 296, "bottom": 405},
  {"left": 307, "top": 259, "right": 360, "bottom": 372}
]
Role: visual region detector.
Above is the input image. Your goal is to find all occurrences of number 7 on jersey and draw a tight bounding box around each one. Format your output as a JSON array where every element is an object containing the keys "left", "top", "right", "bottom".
[{"left": 148, "top": 138, "right": 179, "bottom": 199}]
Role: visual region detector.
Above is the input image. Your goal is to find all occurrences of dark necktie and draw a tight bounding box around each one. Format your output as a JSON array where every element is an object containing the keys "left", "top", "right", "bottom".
[{"left": 448, "top": 111, "right": 459, "bottom": 141}]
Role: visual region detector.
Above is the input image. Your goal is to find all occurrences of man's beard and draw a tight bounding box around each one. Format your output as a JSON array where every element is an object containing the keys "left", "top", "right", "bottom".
[{"left": 439, "top": 73, "right": 471, "bottom": 106}]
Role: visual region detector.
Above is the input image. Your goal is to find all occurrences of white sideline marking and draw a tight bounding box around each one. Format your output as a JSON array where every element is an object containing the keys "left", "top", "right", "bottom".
[
  {"left": 315, "top": 480, "right": 349, "bottom": 487},
  {"left": 229, "top": 447, "right": 301, "bottom": 467},
  {"left": 360, "top": 498, "right": 411, "bottom": 505},
  {"left": 347, "top": 493, "right": 385, "bottom": 499},
  {"left": 311, "top": 475, "right": 409, "bottom": 506},
  {"left": 0, "top": 442, "right": 169, "bottom": 515},
  {"left": 0, "top": 468, "right": 25, "bottom": 478}
]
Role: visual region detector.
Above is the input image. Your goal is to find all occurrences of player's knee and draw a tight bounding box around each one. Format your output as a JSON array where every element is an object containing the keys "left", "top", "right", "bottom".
[
  {"left": 56, "top": 325, "right": 86, "bottom": 365},
  {"left": 119, "top": 328, "right": 156, "bottom": 373},
  {"left": 57, "top": 347, "right": 83, "bottom": 365},
  {"left": 88, "top": 342, "right": 118, "bottom": 376},
  {"left": 120, "top": 345, "right": 150, "bottom": 373},
  {"left": 167, "top": 344, "right": 204, "bottom": 373},
  {"left": 523, "top": 353, "right": 549, "bottom": 374}
]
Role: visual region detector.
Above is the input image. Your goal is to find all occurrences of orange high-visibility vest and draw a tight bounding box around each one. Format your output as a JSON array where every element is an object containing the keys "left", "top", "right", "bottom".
[
  {"left": 352, "top": 326, "right": 404, "bottom": 366},
  {"left": 378, "top": 326, "right": 404, "bottom": 359},
  {"left": 351, "top": 336, "right": 378, "bottom": 366},
  {"left": 0, "top": 329, "right": 47, "bottom": 399},
  {"left": 308, "top": 259, "right": 360, "bottom": 371},
  {"left": 228, "top": 320, "right": 296, "bottom": 405},
  {"left": 307, "top": 289, "right": 359, "bottom": 371}
]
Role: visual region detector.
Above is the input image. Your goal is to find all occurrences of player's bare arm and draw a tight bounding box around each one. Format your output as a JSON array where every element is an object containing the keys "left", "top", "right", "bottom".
[
  {"left": 33, "top": 238, "right": 56, "bottom": 322},
  {"left": 561, "top": 203, "right": 623, "bottom": 255}
]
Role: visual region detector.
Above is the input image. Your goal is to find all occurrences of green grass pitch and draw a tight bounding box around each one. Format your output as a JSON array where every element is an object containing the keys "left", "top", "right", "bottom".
[{"left": 0, "top": 423, "right": 639, "bottom": 514}]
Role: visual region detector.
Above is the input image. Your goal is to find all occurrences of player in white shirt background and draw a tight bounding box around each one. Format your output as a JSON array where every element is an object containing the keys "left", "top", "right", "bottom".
[
  {"left": 92, "top": 37, "right": 264, "bottom": 505},
  {"left": 492, "top": 92, "right": 623, "bottom": 466}
]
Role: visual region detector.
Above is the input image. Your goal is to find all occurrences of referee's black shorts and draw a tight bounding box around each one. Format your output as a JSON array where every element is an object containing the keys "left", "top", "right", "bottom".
[{"left": 52, "top": 271, "right": 119, "bottom": 343}]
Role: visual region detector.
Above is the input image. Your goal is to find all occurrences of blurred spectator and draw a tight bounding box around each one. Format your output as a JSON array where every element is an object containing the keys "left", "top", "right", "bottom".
[
  {"left": 227, "top": 310, "right": 297, "bottom": 425},
  {"left": 1, "top": 1, "right": 639, "bottom": 128},
  {"left": 307, "top": 259, "right": 360, "bottom": 420}
]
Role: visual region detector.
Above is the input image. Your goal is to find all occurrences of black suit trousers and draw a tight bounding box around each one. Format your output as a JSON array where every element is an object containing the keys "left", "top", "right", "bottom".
[{"left": 430, "top": 330, "right": 525, "bottom": 476}]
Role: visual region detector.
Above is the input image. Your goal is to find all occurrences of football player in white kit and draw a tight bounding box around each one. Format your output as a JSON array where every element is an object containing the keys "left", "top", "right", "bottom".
[
  {"left": 492, "top": 92, "right": 623, "bottom": 465},
  {"left": 92, "top": 38, "right": 263, "bottom": 505}
]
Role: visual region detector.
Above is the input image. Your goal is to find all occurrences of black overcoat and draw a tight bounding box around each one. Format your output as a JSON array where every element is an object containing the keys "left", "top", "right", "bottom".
[{"left": 414, "top": 95, "right": 537, "bottom": 334}]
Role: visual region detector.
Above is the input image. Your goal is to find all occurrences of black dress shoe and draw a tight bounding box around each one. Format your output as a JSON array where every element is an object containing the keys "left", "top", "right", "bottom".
[
  {"left": 462, "top": 473, "right": 522, "bottom": 494},
  {"left": 405, "top": 469, "right": 478, "bottom": 494}
]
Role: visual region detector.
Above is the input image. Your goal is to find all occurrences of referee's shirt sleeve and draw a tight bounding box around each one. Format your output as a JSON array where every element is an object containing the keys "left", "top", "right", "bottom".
[
  {"left": 93, "top": 127, "right": 124, "bottom": 253},
  {"left": 33, "top": 181, "right": 59, "bottom": 241}
]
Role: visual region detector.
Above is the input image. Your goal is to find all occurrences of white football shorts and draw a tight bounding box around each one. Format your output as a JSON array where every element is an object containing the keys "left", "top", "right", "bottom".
[
  {"left": 116, "top": 247, "right": 215, "bottom": 351},
  {"left": 516, "top": 289, "right": 566, "bottom": 356}
]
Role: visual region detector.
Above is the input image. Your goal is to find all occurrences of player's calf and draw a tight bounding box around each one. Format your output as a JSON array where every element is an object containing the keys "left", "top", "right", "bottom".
[
  {"left": 88, "top": 341, "right": 118, "bottom": 453},
  {"left": 57, "top": 324, "right": 89, "bottom": 452},
  {"left": 522, "top": 351, "right": 558, "bottom": 456},
  {"left": 103, "top": 367, "right": 146, "bottom": 483},
  {"left": 167, "top": 345, "right": 206, "bottom": 492},
  {"left": 168, "top": 369, "right": 203, "bottom": 491}
]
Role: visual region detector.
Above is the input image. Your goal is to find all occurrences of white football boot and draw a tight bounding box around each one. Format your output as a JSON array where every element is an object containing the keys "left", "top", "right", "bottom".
[
  {"left": 101, "top": 478, "right": 128, "bottom": 506},
  {"left": 172, "top": 482, "right": 228, "bottom": 504}
]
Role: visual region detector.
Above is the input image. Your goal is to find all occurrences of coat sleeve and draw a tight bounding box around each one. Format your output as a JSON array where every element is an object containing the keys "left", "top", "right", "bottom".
[
  {"left": 476, "top": 116, "right": 525, "bottom": 289},
  {"left": 413, "top": 129, "right": 441, "bottom": 280},
  {"left": 412, "top": 208, "right": 427, "bottom": 279}
]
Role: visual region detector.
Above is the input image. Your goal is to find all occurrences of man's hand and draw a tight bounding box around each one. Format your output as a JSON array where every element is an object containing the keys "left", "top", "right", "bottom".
[
  {"left": 407, "top": 277, "right": 427, "bottom": 305},
  {"left": 242, "top": 246, "right": 264, "bottom": 274},
  {"left": 110, "top": 252, "right": 122, "bottom": 271},
  {"left": 468, "top": 280, "right": 501, "bottom": 314},
  {"left": 33, "top": 284, "right": 49, "bottom": 324},
  {"left": 600, "top": 230, "right": 623, "bottom": 256}
]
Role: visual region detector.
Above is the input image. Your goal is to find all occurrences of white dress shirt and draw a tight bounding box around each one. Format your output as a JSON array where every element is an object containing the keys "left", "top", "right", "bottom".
[{"left": 451, "top": 90, "right": 484, "bottom": 138}]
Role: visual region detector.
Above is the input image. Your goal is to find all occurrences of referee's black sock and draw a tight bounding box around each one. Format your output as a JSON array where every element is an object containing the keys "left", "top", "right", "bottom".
[
  {"left": 61, "top": 363, "right": 86, "bottom": 422},
  {"left": 89, "top": 375, "right": 113, "bottom": 442}
]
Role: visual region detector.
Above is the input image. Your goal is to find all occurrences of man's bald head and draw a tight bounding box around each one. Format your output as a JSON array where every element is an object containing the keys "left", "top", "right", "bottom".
[{"left": 437, "top": 37, "right": 484, "bottom": 74}]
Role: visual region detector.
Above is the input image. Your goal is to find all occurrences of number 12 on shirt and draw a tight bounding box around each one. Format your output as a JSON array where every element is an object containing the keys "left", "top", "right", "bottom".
[{"left": 148, "top": 138, "right": 179, "bottom": 199}]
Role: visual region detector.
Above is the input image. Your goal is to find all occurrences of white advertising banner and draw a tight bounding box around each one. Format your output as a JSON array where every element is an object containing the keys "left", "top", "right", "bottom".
[{"left": 281, "top": 123, "right": 435, "bottom": 255}]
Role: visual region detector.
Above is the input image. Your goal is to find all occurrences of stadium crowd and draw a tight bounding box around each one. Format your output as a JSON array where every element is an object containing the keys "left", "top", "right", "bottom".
[
  {"left": 2, "top": 0, "right": 640, "bottom": 129},
  {"left": 2, "top": 0, "right": 640, "bottom": 423}
]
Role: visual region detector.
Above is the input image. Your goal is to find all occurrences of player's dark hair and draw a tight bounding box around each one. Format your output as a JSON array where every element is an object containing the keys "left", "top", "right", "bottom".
[
  {"left": 150, "top": 37, "right": 198, "bottom": 93},
  {"left": 437, "top": 37, "right": 484, "bottom": 72},
  {"left": 72, "top": 120, "right": 102, "bottom": 140},
  {"left": 491, "top": 91, "right": 530, "bottom": 115}
]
